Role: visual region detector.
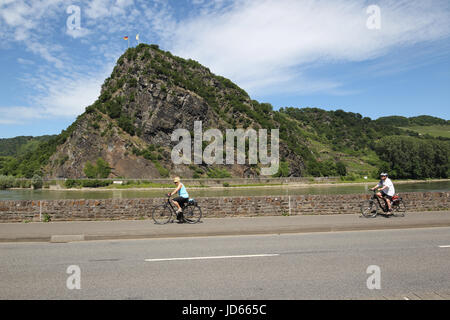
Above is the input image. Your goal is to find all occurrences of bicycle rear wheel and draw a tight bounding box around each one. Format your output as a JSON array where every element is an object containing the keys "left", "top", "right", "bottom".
[
  {"left": 152, "top": 205, "right": 172, "bottom": 224},
  {"left": 183, "top": 205, "right": 202, "bottom": 224},
  {"left": 393, "top": 199, "right": 406, "bottom": 217},
  {"left": 360, "top": 200, "right": 378, "bottom": 218}
]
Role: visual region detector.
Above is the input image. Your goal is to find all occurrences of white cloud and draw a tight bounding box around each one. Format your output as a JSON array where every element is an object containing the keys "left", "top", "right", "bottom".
[
  {"left": 0, "top": 65, "right": 112, "bottom": 125},
  {"left": 85, "top": 0, "right": 134, "bottom": 20},
  {"left": 17, "top": 57, "right": 35, "bottom": 65},
  {"left": 165, "top": 0, "right": 450, "bottom": 95},
  {"left": 0, "top": 106, "right": 44, "bottom": 124},
  {"left": 66, "top": 26, "right": 91, "bottom": 39},
  {"left": 35, "top": 71, "right": 107, "bottom": 117}
]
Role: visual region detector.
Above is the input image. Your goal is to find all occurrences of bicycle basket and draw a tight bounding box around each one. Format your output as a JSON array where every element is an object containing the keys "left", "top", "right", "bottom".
[{"left": 188, "top": 198, "right": 197, "bottom": 206}]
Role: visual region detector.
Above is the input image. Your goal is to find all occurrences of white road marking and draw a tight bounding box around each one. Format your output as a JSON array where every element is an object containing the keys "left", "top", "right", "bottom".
[
  {"left": 145, "top": 254, "right": 279, "bottom": 262},
  {"left": 438, "top": 245, "right": 450, "bottom": 248}
]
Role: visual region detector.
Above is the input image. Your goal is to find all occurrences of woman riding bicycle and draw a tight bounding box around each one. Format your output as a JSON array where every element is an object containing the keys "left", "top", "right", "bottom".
[{"left": 168, "top": 177, "right": 189, "bottom": 221}]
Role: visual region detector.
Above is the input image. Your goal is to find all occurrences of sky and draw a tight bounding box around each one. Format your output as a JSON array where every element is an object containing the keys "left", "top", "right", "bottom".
[{"left": 0, "top": 0, "right": 449, "bottom": 138}]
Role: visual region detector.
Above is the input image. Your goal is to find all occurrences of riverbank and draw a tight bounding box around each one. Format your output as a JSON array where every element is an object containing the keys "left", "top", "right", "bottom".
[
  {"left": 2, "top": 180, "right": 448, "bottom": 201},
  {"left": 7, "top": 178, "right": 450, "bottom": 192}
]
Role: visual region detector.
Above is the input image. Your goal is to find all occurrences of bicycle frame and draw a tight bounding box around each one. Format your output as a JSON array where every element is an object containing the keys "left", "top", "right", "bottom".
[
  {"left": 371, "top": 190, "right": 403, "bottom": 212},
  {"left": 165, "top": 197, "right": 177, "bottom": 213},
  {"left": 370, "top": 191, "right": 390, "bottom": 213}
]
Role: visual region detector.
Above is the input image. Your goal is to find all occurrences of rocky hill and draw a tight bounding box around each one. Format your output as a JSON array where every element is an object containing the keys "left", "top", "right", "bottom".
[
  {"left": 1, "top": 44, "right": 448, "bottom": 180},
  {"left": 45, "top": 44, "right": 307, "bottom": 179}
]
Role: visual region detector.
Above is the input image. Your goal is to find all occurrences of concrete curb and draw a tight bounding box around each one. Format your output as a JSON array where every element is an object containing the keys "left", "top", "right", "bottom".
[{"left": 50, "top": 235, "right": 85, "bottom": 243}]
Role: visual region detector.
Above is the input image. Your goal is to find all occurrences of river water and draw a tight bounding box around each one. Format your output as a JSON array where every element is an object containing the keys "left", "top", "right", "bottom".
[{"left": 0, "top": 181, "right": 448, "bottom": 201}]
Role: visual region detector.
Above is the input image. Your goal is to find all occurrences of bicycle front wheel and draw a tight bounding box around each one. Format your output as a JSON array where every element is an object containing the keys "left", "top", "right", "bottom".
[
  {"left": 184, "top": 205, "right": 202, "bottom": 224},
  {"left": 360, "top": 200, "right": 378, "bottom": 218},
  {"left": 152, "top": 205, "right": 172, "bottom": 224}
]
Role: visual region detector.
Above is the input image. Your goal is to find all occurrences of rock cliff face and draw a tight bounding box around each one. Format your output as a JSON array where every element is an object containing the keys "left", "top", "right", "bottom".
[{"left": 45, "top": 44, "right": 306, "bottom": 179}]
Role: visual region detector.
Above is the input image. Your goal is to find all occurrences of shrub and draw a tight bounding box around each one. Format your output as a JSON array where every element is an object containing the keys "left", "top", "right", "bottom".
[
  {"left": 118, "top": 116, "right": 135, "bottom": 136},
  {"left": 84, "top": 161, "right": 97, "bottom": 179},
  {"left": 207, "top": 168, "right": 231, "bottom": 178},
  {"left": 31, "top": 174, "right": 43, "bottom": 189},
  {"left": 80, "top": 180, "right": 112, "bottom": 188},
  {"left": 0, "top": 175, "right": 15, "bottom": 190},
  {"left": 106, "top": 100, "right": 122, "bottom": 119},
  {"left": 152, "top": 160, "right": 169, "bottom": 177},
  {"left": 128, "top": 77, "right": 138, "bottom": 88},
  {"left": 340, "top": 173, "right": 359, "bottom": 181},
  {"left": 83, "top": 158, "right": 112, "bottom": 179},
  {"left": 96, "top": 158, "right": 112, "bottom": 179},
  {"left": 273, "top": 161, "right": 290, "bottom": 177},
  {"left": 336, "top": 161, "right": 347, "bottom": 176},
  {"left": 19, "top": 179, "right": 32, "bottom": 188},
  {"left": 64, "top": 179, "right": 79, "bottom": 189}
]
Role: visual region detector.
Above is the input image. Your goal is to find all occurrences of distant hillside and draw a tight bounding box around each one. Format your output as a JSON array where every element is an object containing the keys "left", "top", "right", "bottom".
[
  {"left": 399, "top": 125, "right": 450, "bottom": 139},
  {"left": 376, "top": 115, "right": 449, "bottom": 127},
  {"left": 0, "top": 135, "right": 56, "bottom": 157},
  {"left": 0, "top": 44, "right": 448, "bottom": 180},
  {"left": 375, "top": 115, "right": 450, "bottom": 139}
]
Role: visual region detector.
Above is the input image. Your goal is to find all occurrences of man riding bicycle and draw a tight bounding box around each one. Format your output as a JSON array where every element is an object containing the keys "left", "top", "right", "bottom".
[
  {"left": 371, "top": 173, "right": 395, "bottom": 214},
  {"left": 168, "top": 177, "right": 189, "bottom": 222}
]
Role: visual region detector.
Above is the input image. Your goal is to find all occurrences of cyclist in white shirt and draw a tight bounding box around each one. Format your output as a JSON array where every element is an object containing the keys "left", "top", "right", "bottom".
[{"left": 371, "top": 173, "right": 395, "bottom": 213}]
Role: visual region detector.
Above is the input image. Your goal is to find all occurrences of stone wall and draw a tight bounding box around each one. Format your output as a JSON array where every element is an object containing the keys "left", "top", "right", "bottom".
[{"left": 0, "top": 192, "right": 448, "bottom": 223}]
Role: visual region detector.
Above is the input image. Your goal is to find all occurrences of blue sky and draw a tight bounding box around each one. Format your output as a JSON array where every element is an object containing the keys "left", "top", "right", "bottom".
[{"left": 0, "top": 0, "right": 449, "bottom": 138}]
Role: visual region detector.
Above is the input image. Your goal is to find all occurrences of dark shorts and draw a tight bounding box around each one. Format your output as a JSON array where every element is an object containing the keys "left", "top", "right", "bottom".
[
  {"left": 173, "top": 197, "right": 189, "bottom": 206},
  {"left": 381, "top": 191, "right": 393, "bottom": 201}
]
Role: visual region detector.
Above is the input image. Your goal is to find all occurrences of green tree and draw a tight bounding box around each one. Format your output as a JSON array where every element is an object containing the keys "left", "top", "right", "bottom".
[
  {"left": 336, "top": 161, "right": 347, "bottom": 176},
  {"left": 375, "top": 136, "right": 449, "bottom": 179},
  {"left": 84, "top": 161, "right": 97, "bottom": 178},
  {"left": 83, "top": 158, "right": 112, "bottom": 179},
  {"left": 96, "top": 158, "right": 112, "bottom": 179},
  {"left": 273, "top": 161, "right": 290, "bottom": 177},
  {"left": 31, "top": 174, "right": 43, "bottom": 189}
]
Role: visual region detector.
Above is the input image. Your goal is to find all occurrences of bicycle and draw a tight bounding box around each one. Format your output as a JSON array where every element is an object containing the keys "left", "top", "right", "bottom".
[
  {"left": 360, "top": 190, "right": 406, "bottom": 218},
  {"left": 152, "top": 195, "right": 202, "bottom": 225}
]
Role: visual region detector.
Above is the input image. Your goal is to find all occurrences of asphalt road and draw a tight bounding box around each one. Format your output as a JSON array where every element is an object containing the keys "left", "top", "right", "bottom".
[{"left": 1, "top": 227, "right": 449, "bottom": 300}]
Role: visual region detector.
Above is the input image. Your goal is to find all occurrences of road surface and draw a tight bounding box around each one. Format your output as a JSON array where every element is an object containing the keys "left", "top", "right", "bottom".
[{"left": 1, "top": 226, "right": 449, "bottom": 299}]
